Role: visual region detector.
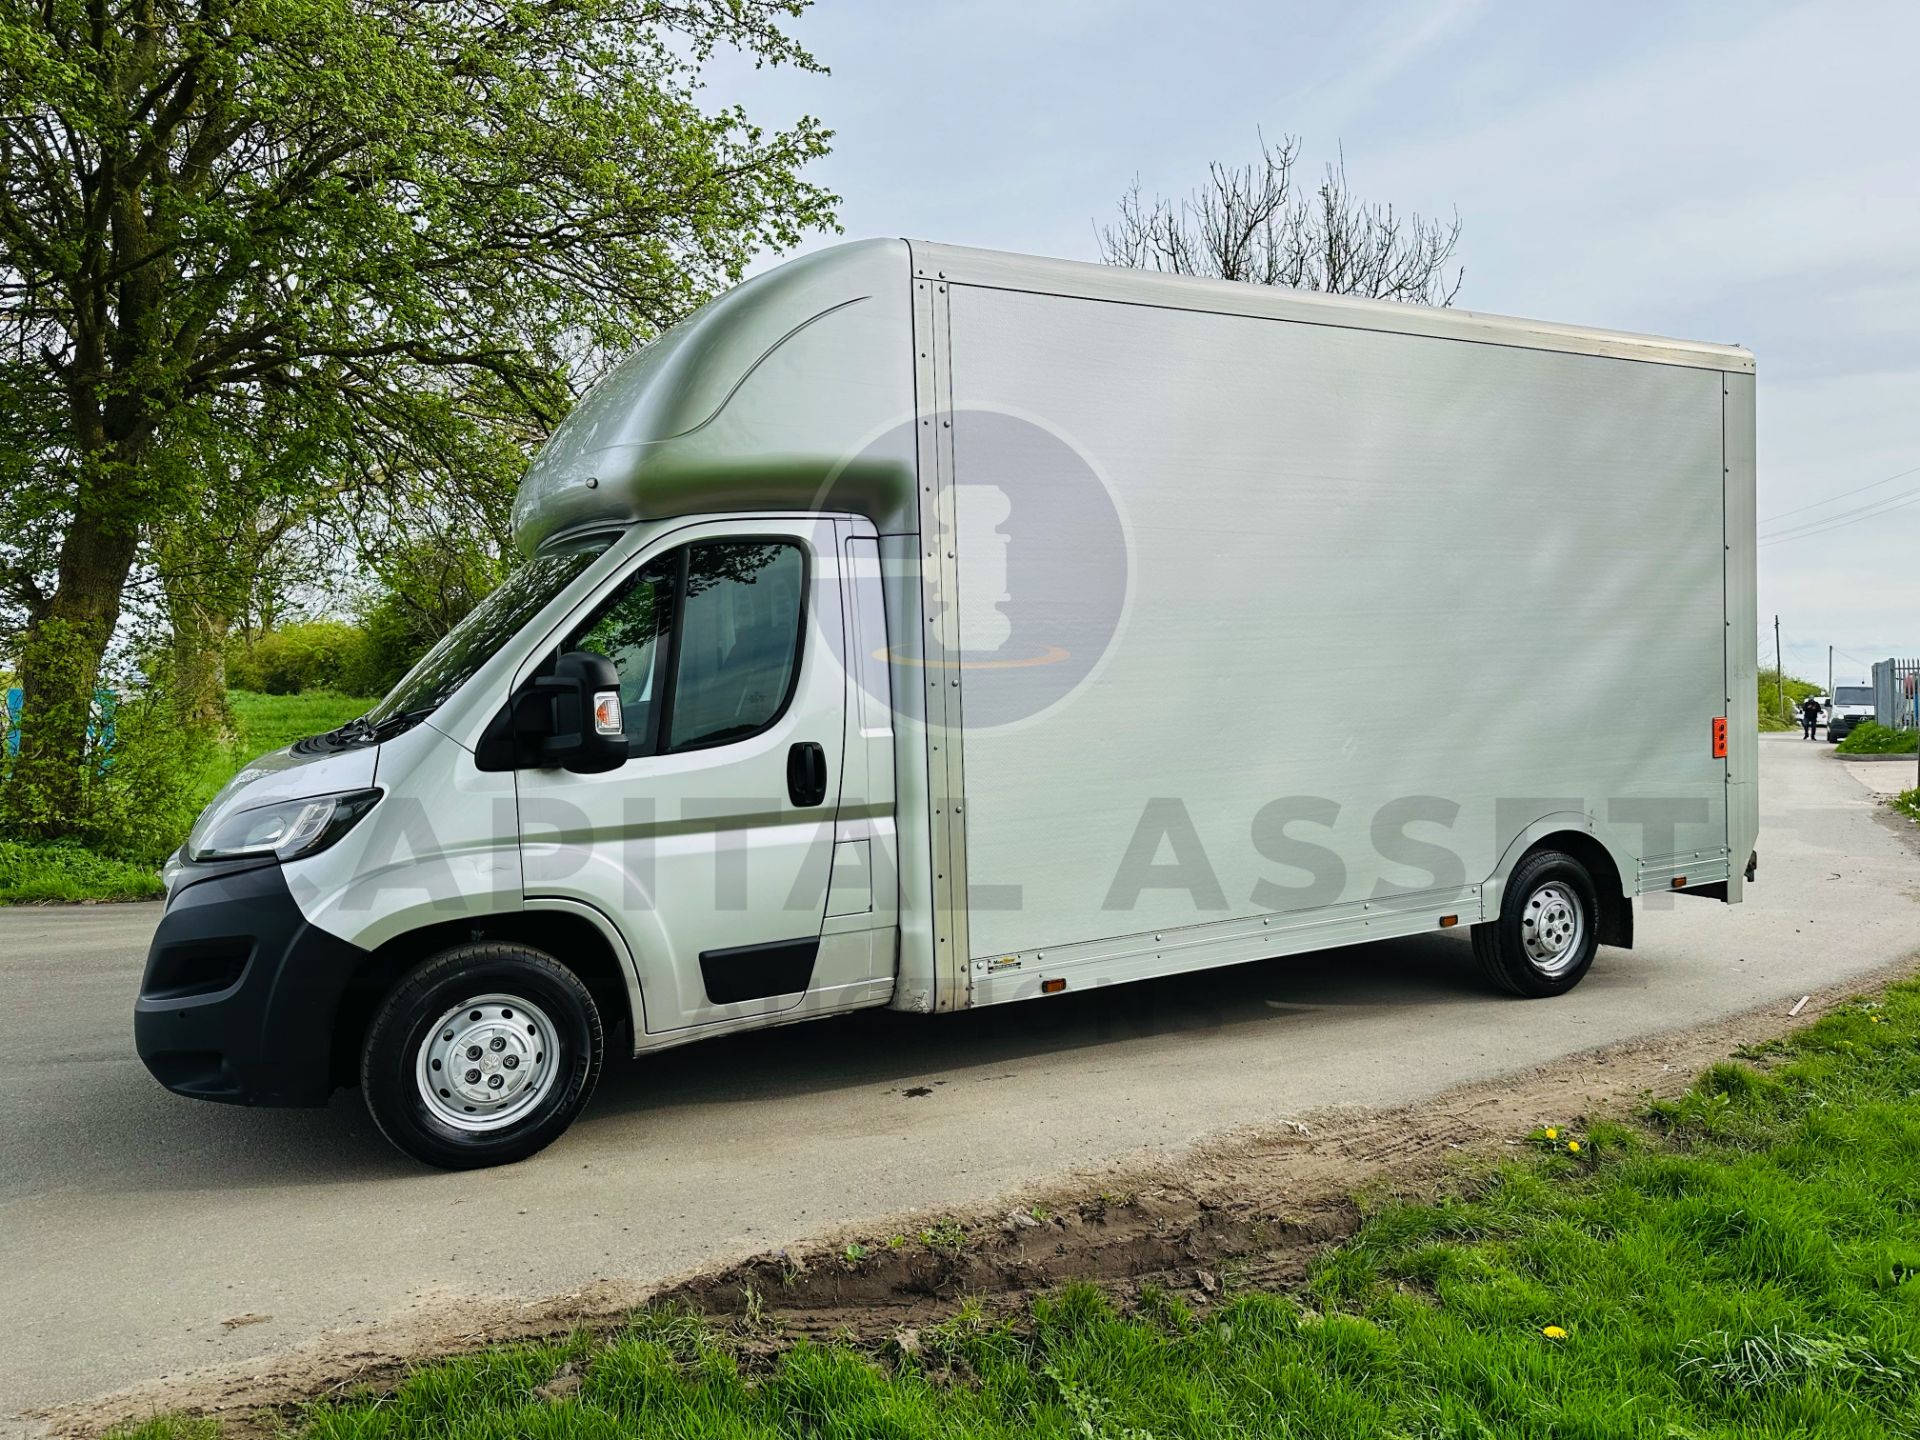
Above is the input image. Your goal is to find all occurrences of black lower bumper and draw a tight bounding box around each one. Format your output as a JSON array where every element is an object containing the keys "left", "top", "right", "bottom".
[{"left": 134, "top": 860, "right": 369, "bottom": 1107}]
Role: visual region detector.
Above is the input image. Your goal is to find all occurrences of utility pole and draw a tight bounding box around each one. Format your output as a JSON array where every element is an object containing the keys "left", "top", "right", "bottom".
[
  {"left": 1828, "top": 645, "right": 1834, "bottom": 698},
  {"left": 1775, "top": 616, "right": 1784, "bottom": 723}
]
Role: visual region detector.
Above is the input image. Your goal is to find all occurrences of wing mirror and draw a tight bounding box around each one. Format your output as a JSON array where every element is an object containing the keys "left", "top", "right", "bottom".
[{"left": 516, "top": 650, "right": 627, "bottom": 773}]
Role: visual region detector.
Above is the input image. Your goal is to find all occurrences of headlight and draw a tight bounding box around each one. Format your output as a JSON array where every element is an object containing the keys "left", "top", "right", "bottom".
[{"left": 189, "top": 789, "right": 383, "bottom": 863}]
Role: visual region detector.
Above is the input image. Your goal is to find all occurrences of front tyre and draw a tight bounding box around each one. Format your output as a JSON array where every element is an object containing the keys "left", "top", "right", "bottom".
[
  {"left": 1471, "top": 849, "right": 1601, "bottom": 998},
  {"left": 361, "top": 943, "right": 603, "bottom": 1169}
]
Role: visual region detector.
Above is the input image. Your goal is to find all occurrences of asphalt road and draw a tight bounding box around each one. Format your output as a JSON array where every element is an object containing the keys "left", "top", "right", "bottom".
[{"left": 6, "top": 734, "right": 1916, "bottom": 1421}]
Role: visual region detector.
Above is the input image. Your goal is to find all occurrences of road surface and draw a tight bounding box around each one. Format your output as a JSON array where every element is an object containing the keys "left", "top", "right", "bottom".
[{"left": 5, "top": 733, "right": 1915, "bottom": 1421}]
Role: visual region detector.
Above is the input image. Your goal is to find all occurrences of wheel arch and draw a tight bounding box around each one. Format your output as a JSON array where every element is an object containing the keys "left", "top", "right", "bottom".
[
  {"left": 329, "top": 905, "right": 641, "bottom": 1088},
  {"left": 1483, "top": 814, "right": 1634, "bottom": 950}
]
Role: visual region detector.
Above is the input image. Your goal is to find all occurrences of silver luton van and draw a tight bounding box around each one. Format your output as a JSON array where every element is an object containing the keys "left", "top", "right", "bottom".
[{"left": 136, "top": 239, "right": 1759, "bottom": 1168}]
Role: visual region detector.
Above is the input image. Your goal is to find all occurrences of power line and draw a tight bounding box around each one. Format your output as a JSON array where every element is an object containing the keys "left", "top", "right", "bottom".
[
  {"left": 1759, "top": 462, "right": 1920, "bottom": 525},
  {"left": 1761, "top": 480, "right": 1920, "bottom": 539},
  {"left": 1778, "top": 641, "right": 1877, "bottom": 668},
  {"left": 1760, "top": 486, "right": 1920, "bottom": 546}
]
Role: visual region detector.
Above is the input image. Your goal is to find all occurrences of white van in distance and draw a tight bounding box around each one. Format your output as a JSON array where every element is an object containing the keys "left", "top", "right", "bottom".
[
  {"left": 136, "top": 240, "right": 1760, "bottom": 1168},
  {"left": 1826, "top": 685, "right": 1876, "bottom": 743}
]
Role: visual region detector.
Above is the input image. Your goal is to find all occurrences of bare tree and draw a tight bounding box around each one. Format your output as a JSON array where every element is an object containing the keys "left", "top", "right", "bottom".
[{"left": 1098, "top": 134, "right": 1463, "bottom": 305}]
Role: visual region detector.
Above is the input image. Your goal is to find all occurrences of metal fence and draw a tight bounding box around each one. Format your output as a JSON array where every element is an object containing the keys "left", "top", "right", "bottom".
[{"left": 1873, "top": 658, "right": 1920, "bottom": 731}]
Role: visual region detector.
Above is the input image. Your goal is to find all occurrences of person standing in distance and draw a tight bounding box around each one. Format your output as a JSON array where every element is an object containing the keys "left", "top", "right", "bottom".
[{"left": 1800, "top": 694, "right": 1822, "bottom": 740}]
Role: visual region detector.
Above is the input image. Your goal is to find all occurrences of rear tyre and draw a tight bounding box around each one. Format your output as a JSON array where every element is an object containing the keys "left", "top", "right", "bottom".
[
  {"left": 361, "top": 942, "right": 603, "bottom": 1170},
  {"left": 1471, "top": 849, "right": 1601, "bottom": 998}
]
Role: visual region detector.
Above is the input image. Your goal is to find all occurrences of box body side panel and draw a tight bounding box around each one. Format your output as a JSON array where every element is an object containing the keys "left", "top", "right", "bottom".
[{"left": 945, "top": 284, "right": 1731, "bottom": 981}]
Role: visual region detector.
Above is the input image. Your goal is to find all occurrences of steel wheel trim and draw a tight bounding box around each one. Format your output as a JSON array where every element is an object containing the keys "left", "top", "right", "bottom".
[
  {"left": 1520, "top": 881, "right": 1586, "bottom": 976},
  {"left": 415, "top": 993, "right": 562, "bottom": 1133}
]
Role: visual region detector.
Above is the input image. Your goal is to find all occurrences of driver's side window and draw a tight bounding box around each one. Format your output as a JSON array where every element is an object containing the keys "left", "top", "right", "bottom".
[
  {"left": 572, "top": 555, "right": 675, "bottom": 755},
  {"left": 569, "top": 539, "right": 806, "bottom": 758}
]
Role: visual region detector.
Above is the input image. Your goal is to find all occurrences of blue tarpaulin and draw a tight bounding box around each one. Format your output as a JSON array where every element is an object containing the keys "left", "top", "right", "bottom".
[{"left": 4, "top": 687, "right": 121, "bottom": 761}]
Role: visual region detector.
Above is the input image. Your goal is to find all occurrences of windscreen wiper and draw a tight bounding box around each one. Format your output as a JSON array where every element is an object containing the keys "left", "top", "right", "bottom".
[{"left": 328, "top": 714, "right": 377, "bottom": 743}]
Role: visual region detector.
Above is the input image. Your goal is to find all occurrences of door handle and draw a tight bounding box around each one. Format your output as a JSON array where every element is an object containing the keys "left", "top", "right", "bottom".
[{"left": 787, "top": 741, "right": 828, "bottom": 808}]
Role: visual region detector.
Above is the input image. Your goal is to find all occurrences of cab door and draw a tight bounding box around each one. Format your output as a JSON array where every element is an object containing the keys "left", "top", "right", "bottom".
[{"left": 515, "top": 516, "right": 869, "bottom": 1033}]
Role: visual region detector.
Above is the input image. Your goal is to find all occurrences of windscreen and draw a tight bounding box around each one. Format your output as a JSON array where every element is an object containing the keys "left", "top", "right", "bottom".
[
  {"left": 1835, "top": 686, "right": 1874, "bottom": 706},
  {"left": 367, "top": 531, "right": 616, "bottom": 723}
]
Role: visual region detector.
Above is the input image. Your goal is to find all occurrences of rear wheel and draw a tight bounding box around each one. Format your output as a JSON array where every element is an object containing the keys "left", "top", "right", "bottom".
[
  {"left": 361, "top": 942, "right": 603, "bottom": 1169},
  {"left": 1471, "top": 849, "right": 1601, "bottom": 997}
]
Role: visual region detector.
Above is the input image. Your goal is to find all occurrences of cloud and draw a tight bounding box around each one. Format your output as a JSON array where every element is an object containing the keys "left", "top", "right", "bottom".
[{"left": 1289, "top": 0, "right": 1498, "bottom": 135}]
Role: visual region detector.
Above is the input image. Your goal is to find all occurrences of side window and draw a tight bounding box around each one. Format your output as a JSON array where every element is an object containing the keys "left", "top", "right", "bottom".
[
  {"left": 669, "top": 542, "right": 805, "bottom": 750},
  {"left": 571, "top": 555, "right": 676, "bottom": 755},
  {"left": 564, "top": 539, "right": 805, "bottom": 758}
]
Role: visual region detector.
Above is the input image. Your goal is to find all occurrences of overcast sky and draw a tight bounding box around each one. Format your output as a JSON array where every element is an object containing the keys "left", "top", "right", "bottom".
[{"left": 705, "top": 0, "right": 1919, "bottom": 688}]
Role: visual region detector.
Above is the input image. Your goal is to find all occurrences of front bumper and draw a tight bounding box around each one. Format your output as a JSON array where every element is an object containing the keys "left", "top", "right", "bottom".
[{"left": 134, "top": 860, "right": 369, "bottom": 1107}]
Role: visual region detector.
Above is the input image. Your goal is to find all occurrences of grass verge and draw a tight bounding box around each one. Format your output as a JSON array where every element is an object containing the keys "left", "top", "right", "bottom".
[
  {"left": 1837, "top": 721, "right": 1920, "bottom": 755},
  {"left": 114, "top": 982, "right": 1920, "bottom": 1439},
  {"left": 1893, "top": 788, "right": 1920, "bottom": 824},
  {"left": 224, "top": 690, "right": 373, "bottom": 762},
  {"left": 0, "top": 840, "right": 163, "bottom": 903}
]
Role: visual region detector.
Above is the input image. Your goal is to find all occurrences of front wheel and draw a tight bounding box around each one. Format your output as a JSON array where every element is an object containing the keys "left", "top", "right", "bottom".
[
  {"left": 1471, "top": 849, "right": 1601, "bottom": 998},
  {"left": 361, "top": 942, "right": 603, "bottom": 1169}
]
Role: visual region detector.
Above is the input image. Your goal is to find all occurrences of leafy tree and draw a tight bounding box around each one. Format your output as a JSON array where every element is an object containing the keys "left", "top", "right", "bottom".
[
  {"left": 1100, "top": 133, "right": 1463, "bottom": 304},
  {"left": 152, "top": 394, "right": 328, "bottom": 732},
  {"left": 353, "top": 526, "right": 503, "bottom": 696},
  {"left": 0, "top": 0, "right": 835, "bottom": 834}
]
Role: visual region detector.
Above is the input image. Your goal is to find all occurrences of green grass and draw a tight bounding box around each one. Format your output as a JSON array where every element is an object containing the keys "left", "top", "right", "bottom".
[
  {"left": 0, "top": 839, "right": 163, "bottom": 903},
  {"left": 1893, "top": 789, "right": 1920, "bottom": 824},
  {"left": 174, "top": 689, "right": 373, "bottom": 818},
  {"left": 116, "top": 983, "right": 1920, "bottom": 1439},
  {"left": 1837, "top": 721, "right": 1920, "bottom": 755},
  {"left": 225, "top": 689, "right": 374, "bottom": 764}
]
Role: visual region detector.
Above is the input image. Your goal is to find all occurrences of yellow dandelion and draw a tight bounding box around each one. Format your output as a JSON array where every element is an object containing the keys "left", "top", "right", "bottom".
[
  {"left": 1542, "top": 1325, "right": 1568, "bottom": 1340},
  {"left": 1567, "top": 1141, "right": 1581, "bottom": 1154},
  {"left": 1545, "top": 1127, "right": 1558, "bottom": 1140}
]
